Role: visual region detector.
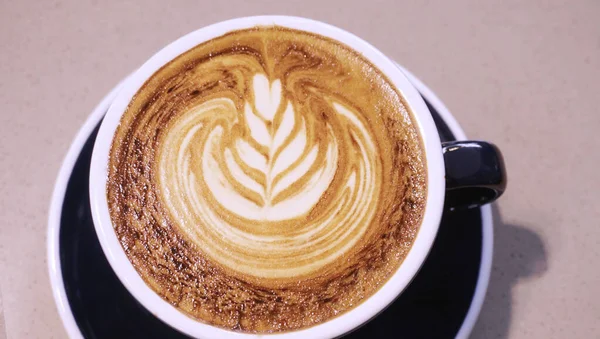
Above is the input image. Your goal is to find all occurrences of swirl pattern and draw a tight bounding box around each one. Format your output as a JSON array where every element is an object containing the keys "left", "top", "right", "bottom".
[
  {"left": 108, "top": 26, "right": 426, "bottom": 332},
  {"left": 159, "top": 72, "right": 379, "bottom": 279}
]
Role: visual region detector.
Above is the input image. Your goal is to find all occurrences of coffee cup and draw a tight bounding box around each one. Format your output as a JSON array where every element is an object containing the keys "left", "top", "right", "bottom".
[{"left": 89, "top": 15, "right": 505, "bottom": 338}]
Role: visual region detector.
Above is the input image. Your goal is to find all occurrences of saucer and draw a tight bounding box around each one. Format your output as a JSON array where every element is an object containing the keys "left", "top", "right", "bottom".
[{"left": 47, "top": 66, "right": 493, "bottom": 339}]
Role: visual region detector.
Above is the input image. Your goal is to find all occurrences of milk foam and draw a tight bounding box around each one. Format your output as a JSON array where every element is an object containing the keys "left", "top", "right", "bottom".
[{"left": 158, "top": 73, "right": 379, "bottom": 279}]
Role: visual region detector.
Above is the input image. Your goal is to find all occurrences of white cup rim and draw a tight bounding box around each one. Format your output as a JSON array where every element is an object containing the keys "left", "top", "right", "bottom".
[{"left": 89, "top": 15, "right": 445, "bottom": 338}]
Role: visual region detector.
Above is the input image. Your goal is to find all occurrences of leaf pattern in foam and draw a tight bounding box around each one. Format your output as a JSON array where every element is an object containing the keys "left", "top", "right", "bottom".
[{"left": 236, "top": 74, "right": 315, "bottom": 204}]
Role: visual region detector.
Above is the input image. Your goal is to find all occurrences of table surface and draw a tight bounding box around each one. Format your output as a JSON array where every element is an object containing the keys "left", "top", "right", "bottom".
[{"left": 1, "top": 1, "right": 599, "bottom": 338}]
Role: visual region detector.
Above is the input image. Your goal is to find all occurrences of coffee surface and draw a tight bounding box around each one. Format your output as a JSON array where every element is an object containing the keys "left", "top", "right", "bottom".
[{"left": 107, "top": 26, "right": 426, "bottom": 332}]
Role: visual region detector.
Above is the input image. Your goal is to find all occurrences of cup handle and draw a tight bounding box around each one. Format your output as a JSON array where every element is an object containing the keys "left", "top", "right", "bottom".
[{"left": 442, "top": 141, "right": 507, "bottom": 209}]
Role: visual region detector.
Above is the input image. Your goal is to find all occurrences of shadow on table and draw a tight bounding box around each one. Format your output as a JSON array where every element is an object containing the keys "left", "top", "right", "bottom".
[{"left": 470, "top": 205, "right": 548, "bottom": 338}]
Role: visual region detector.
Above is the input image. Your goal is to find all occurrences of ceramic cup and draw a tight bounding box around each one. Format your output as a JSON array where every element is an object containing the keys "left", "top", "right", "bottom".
[{"left": 89, "top": 15, "right": 506, "bottom": 338}]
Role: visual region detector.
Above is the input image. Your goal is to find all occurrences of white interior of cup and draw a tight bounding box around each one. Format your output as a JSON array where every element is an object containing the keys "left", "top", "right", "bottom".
[{"left": 89, "top": 15, "right": 445, "bottom": 339}]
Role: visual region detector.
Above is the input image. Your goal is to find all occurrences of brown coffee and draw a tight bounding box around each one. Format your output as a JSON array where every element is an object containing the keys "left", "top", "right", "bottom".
[{"left": 107, "top": 26, "right": 426, "bottom": 333}]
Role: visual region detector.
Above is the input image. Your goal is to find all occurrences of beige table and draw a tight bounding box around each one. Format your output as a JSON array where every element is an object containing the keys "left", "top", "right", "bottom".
[{"left": 1, "top": 1, "right": 599, "bottom": 338}]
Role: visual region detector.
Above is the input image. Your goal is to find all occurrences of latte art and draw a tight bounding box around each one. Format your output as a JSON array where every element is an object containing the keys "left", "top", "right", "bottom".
[
  {"left": 159, "top": 72, "right": 379, "bottom": 280},
  {"left": 108, "top": 26, "right": 426, "bottom": 332}
]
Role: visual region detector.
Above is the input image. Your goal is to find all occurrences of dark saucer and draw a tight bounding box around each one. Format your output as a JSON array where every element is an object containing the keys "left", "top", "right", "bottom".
[{"left": 59, "top": 97, "right": 482, "bottom": 338}]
